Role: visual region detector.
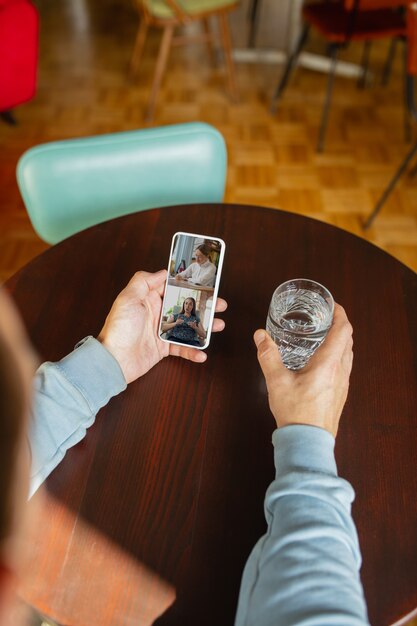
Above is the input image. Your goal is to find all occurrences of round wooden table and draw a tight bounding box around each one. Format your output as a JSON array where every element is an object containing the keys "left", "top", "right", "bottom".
[{"left": 6, "top": 204, "right": 417, "bottom": 626}]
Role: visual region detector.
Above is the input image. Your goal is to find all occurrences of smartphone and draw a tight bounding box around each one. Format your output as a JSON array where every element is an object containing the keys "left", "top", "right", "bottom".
[{"left": 159, "top": 231, "right": 226, "bottom": 350}]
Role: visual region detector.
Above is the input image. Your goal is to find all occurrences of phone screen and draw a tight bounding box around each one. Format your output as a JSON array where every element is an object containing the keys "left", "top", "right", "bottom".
[{"left": 159, "top": 231, "right": 225, "bottom": 350}]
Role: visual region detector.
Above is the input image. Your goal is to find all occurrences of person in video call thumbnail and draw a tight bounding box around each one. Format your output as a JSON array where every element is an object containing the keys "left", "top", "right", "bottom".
[
  {"left": 161, "top": 297, "right": 206, "bottom": 346},
  {"left": 175, "top": 244, "right": 216, "bottom": 287}
]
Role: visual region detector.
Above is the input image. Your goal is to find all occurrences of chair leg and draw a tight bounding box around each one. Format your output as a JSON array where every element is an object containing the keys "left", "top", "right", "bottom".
[
  {"left": 316, "top": 44, "right": 339, "bottom": 153},
  {"left": 218, "top": 12, "right": 239, "bottom": 102},
  {"left": 381, "top": 36, "right": 397, "bottom": 86},
  {"left": 403, "top": 39, "right": 412, "bottom": 143},
  {"left": 145, "top": 24, "right": 174, "bottom": 122},
  {"left": 357, "top": 40, "right": 371, "bottom": 89},
  {"left": 130, "top": 17, "right": 149, "bottom": 77},
  {"left": 247, "top": 0, "right": 261, "bottom": 48},
  {"left": 363, "top": 141, "right": 417, "bottom": 229},
  {"left": 270, "top": 23, "right": 310, "bottom": 114},
  {"left": 203, "top": 17, "right": 216, "bottom": 65},
  {"left": 0, "top": 110, "right": 17, "bottom": 125}
]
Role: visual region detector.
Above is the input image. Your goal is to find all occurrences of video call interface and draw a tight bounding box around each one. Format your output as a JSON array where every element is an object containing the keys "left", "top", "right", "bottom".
[{"left": 159, "top": 233, "right": 223, "bottom": 348}]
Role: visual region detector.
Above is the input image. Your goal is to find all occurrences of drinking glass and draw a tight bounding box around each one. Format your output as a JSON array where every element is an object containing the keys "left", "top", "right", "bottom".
[{"left": 266, "top": 279, "right": 334, "bottom": 370}]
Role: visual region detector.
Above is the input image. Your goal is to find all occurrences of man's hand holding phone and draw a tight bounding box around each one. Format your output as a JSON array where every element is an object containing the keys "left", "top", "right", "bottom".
[
  {"left": 98, "top": 269, "right": 227, "bottom": 384},
  {"left": 160, "top": 232, "right": 225, "bottom": 349}
]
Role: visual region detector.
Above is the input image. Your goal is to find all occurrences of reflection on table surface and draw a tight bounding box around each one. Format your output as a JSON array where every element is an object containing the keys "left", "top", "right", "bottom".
[{"left": 20, "top": 490, "right": 176, "bottom": 626}]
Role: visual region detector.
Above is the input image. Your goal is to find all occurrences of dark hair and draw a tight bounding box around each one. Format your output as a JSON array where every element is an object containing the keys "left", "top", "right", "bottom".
[
  {"left": 180, "top": 297, "right": 197, "bottom": 317},
  {"left": 0, "top": 334, "right": 25, "bottom": 544},
  {"left": 196, "top": 244, "right": 211, "bottom": 258}
]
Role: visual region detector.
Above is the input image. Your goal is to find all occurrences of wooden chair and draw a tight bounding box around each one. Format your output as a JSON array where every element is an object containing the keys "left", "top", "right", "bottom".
[
  {"left": 271, "top": 0, "right": 407, "bottom": 152},
  {"left": 364, "top": 1, "right": 417, "bottom": 227},
  {"left": 130, "top": 0, "right": 239, "bottom": 122}
]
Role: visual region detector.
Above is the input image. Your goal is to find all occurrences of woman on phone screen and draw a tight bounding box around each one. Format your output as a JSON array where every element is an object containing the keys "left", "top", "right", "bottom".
[
  {"left": 175, "top": 245, "right": 216, "bottom": 287},
  {"left": 161, "top": 298, "right": 206, "bottom": 346}
]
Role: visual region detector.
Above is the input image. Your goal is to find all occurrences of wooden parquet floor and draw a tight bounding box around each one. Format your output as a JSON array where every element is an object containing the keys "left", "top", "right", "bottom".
[{"left": 1, "top": 0, "right": 417, "bottom": 286}]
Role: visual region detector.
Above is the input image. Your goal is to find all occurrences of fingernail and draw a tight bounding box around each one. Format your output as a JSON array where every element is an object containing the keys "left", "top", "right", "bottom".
[
  {"left": 198, "top": 352, "right": 207, "bottom": 362},
  {"left": 254, "top": 329, "right": 267, "bottom": 348}
]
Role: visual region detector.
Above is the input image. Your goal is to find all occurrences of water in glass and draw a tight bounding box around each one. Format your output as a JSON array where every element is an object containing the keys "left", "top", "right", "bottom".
[{"left": 266, "top": 281, "right": 333, "bottom": 370}]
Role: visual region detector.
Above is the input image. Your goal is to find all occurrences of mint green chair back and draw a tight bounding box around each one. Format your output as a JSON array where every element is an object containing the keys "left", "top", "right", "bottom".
[{"left": 16, "top": 122, "right": 227, "bottom": 244}]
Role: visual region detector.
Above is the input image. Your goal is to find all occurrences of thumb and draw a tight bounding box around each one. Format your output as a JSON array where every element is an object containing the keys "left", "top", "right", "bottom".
[
  {"left": 253, "top": 330, "right": 286, "bottom": 382},
  {"left": 128, "top": 269, "right": 167, "bottom": 299}
]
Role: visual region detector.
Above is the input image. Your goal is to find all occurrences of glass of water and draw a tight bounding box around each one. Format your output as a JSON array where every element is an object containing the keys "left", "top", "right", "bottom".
[{"left": 266, "top": 279, "right": 334, "bottom": 370}]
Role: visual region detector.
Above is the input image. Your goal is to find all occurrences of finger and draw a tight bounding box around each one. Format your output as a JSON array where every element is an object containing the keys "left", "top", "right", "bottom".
[
  {"left": 215, "top": 298, "right": 228, "bottom": 313},
  {"left": 169, "top": 343, "right": 207, "bottom": 363},
  {"left": 127, "top": 269, "right": 167, "bottom": 299},
  {"left": 341, "top": 334, "right": 353, "bottom": 375},
  {"left": 142, "top": 269, "right": 167, "bottom": 296},
  {"left": 212, "top": 318, "right": 225, "bottom": 332},
  {"left": 253, "top": 329, "right": 288, "bottom": 384},
  {"left": 310, "top": 303, "right": 353, "bottom": 366}
]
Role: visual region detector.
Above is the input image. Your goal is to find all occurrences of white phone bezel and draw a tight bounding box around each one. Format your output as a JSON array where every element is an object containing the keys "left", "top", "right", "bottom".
[{"left": 159, "top": 231, "right": 226, "bottom": 350}]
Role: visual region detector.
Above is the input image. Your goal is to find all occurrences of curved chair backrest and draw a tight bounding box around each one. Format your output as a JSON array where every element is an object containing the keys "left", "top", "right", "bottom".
[{"left": 17, "top": 122, "right": 227, "bottom": 244}]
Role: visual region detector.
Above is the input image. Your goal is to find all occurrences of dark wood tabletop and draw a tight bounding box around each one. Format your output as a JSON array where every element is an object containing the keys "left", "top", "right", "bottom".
[{"left": 6, "top": 204, "right": 417, "bottom": 626}]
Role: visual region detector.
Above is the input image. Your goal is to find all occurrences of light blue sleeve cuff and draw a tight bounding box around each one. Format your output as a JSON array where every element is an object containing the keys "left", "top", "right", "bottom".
[
  {"left": 234, "top": 425, "right": 368, "bottom": 626},
  {"left": 56, "top": 336, "right": 127, "bottom": 410},
  {"left": 273, "top": 424, "right": 338, "bottom": 478},
  {"left": 29, "top": 338, "right": 127, "bottom": 498}
]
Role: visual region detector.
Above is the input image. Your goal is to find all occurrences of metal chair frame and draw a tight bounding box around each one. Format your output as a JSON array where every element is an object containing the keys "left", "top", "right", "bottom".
[
  {"left": 363, "top": 71, "right": 417, "bottom": 227},
  {"left": 271, "top": 0, "right": 407, "bottom": 152},
  {"left": 363, "top": 2, "right": 417, "bottom": 228}
]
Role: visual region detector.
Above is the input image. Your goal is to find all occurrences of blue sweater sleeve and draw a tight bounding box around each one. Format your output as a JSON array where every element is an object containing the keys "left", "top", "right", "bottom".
[
  {"left": 29, "top": 337, "right": 127, "bottom": 498},
  {"left": 234, "top": 425, "right": 370, "bottom": 626}
]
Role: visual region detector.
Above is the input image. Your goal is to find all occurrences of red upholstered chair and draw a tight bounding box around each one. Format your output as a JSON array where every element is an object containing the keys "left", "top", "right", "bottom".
[
  {"left": 364, "top": 2, "right": 417, "bottom": 227},
  {"left": 0, "top": 0, "right": 39, "bottom": 124},
  {"left": 271, "top": 0, "right": 407, "bottom": 152}
]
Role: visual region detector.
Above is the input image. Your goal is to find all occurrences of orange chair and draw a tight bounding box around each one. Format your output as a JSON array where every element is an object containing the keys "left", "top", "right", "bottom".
[
  {"left": 364, "top": 2, "right": 417, "bottom": 227},
  {"left": 271, "top": 0, "right": 407, "bottom": 152},
  {"left": 130, "top": 0, "right": 239, "bottom": 122}
]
